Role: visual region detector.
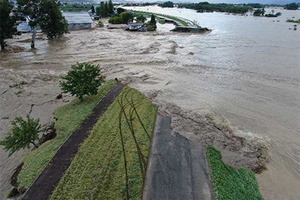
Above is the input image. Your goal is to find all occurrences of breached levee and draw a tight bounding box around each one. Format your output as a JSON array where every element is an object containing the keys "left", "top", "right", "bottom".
[{"left": 155, "top": 102, "right": 270, "bottom": 173}]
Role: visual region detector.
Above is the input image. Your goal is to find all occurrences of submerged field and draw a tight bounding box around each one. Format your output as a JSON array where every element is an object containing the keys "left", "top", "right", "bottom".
[
  {"left": 207, "top": 146, "right": 264, "bottom": 200},
  {"left": 17, "top": 80, "right": 117, "bottom": 190},
  {"left": 50, "top": 87, "right": 157, "bottom": 199}
]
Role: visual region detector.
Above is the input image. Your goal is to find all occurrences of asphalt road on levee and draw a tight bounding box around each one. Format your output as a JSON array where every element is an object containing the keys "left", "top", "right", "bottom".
[{"left": 143, "top": 116, "right": 215, "bottom": 200}]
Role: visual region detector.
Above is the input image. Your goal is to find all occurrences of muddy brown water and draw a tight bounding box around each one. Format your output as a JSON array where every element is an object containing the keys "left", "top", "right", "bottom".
[{"left": 0, "top": 8, "right": 300, "bottom": 199}]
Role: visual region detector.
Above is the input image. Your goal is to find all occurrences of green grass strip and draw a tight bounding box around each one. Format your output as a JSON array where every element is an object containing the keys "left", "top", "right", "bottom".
[
  {"left": 133, "top": 10, "right": 189, "bottom": 26},
  {"left": 17, "top": 80, "right": 117, "bottom": 190},
  {"left": 206, "top": 146, "right": 264, "bottom": 200},
  {"left": 50, "top": 86, "right": 158, "bottom": 200}
]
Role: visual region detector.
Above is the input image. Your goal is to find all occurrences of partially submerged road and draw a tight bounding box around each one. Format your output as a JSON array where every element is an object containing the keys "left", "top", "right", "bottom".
[
  {"left": 143, "top": 116, "right": 215, "bottom": 200},
  {"left": 22, "top": 83, "right": 124, "bottom": 200}
]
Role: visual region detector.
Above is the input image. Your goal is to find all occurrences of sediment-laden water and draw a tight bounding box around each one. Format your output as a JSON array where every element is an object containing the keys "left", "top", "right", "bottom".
[{"left": 0, "top": 6, "right": 299, "bottom": 200}]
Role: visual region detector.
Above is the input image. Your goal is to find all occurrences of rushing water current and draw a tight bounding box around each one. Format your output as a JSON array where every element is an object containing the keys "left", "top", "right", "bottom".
[
  {"left": 127, "top": 6, "right": 300, "bottom": 200},
  {"left": 0, "top": 5, "right": 299, "bottom": 200}
]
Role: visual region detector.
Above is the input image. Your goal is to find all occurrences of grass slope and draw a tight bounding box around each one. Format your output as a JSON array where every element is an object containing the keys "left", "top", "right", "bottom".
[
  {"left": 207, "top": 146, "right": 264, "bottom": 200},
  {"left": 50, "top": 87, "right": 158, "bottom": 200},
  {"left": 18, "top": 80, "right": 117, "bottom": 190}
]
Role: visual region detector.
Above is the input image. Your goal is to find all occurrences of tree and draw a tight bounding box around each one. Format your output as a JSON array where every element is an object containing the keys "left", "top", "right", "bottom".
[
  {"left": 96, "top": 1, "right": 109, "bottom": 18},
  {"left": 285, "top": 3, "right": 299, "bottom": 10},
  {"left": 120, "top": 12, "right": 133, "bottom": 23},
  {"left": 60, "top": 63, "right": 104, "bottom": 102},
  {"left": 136, "top": 14, "right": 146, "bottom": 23},
  {"left": 117, "top": 7, "right": 125, "bottom": 14},
  {"left": 39, "top": 0, "right": 68, "bottom": 39},
  {"left": 0, "top": 115, "right": 41, "bottom": 155},
  {"left": 91, "top": 5, "right": 95, "bottom": 13},
  {"left": 253, "top": 8, "right": 265, "bottom": 16},
  {"left": 108, "top": 0, "right": 114, "bottom": 15},
  {"left": 17, "top": 0, "right": 68, "bottom": 49},
  {"left": 159, "top": 1, "right": 174, "bottom": 8},
  {"left": 147, "top": 14, "right": 157, "bottom": 31},
  {"left": 0, "top": 0, "right": 17, "bottom": 50},
  {"left": 108, "top": 15, "right": 123, "bottom": 24}
]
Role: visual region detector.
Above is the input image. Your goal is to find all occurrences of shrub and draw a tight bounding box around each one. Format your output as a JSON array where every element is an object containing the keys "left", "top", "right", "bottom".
[
  {"left": 253, "top": 8, "right": 265, "bottom": 16},
  {"left": 60, "top": 63, "right": 104, "bottom": 102},
  {"left": 136, "top": 14, "right": 146, "bottom": 23},
  {"left": 98, "top": 20, "right": 104, "bottom": 27},
  {"left": 0, "top": 115, "right": 41, "bottom": 155},
  {"left": 108, "top": 15, "right": 124, "bottom": 24},
  {"left": 117, "top": 7, "right": 125, "bottom": 14},
  {"left": 158, "top": 19, "right": 166, "bottom": 24},
  {"left": 120, "top": 11, "right": 134, "bottom": 23}
]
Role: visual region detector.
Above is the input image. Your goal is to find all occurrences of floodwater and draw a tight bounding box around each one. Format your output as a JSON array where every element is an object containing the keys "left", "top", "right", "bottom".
[
  {"left": 0, "top": 6, "right": 299, "bottom": 200},
  {"left": 126, "top": 6, "right": 300, "bottom": 200}
]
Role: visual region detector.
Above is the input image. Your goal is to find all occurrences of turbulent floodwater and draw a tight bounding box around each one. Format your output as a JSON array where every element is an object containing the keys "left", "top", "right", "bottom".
[{"left": 0, "top": 6, "right": 300, "bottom": 200}]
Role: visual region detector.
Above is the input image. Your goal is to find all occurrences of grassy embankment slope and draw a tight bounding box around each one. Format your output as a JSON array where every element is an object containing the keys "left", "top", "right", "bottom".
[
  {"left": 207, "top": 146, "right": 264, "bottom": 200},
  {"left": 50, "top": 86, "right": 158, "bottom": 199},
  {"left": 133, "top": 10, "right": 189, "bottom": 26},
  {"left": 17, "top": 80, "right": 117, "bottom": 190}
]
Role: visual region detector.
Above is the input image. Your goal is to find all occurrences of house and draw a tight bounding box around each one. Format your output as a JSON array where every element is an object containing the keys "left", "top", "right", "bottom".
[
  {"left": 62, "top": 12, "right": 93, "bottom": 30},
  {"left": 17, "top": 12, "right": 93, "bottom": 32}
]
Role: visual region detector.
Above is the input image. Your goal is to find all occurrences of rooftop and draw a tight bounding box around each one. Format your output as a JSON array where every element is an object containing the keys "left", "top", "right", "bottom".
[{"left": 62, "top": 12, "right": 93, "bottom": 24}]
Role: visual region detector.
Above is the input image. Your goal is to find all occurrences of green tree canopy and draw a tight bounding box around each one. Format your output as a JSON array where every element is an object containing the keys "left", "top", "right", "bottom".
[
  {"left": 0, "top": 0, "right": 17, "bottom": 50},
  {"left": 147, "top": 14, "right": 157, "bottom": 31},
  {"left": 60, "top": 63, "right": 104, "bottom": 102},
  {"left": 17, "top": 0, "right": 68, "bottom": 49},
  {"left": 96, "top": 1, "right": 109, "bottom": 18},
  {"left": 120, "top": 12, "right": 133, "bottom": 23},
  {"left": 136, "top": 14, "right": 146, "bottom": 23},
  {"left": 285, "top": 3, "right": 299, "bottom": 10},
  {"left": 253, "top": 8, "right": 265, "bottom": 16},
  {"left": 39, "top": 0, "right": 68, "bottom": 39},
  {"left": 0, "top": 115, "right": 41, "bottom": 155},
  {"left": 108, "top": 0, "right": 114, "bottom": 15},
  {"left": 159, "top": 1, "right": 174, "bottom": 8}
]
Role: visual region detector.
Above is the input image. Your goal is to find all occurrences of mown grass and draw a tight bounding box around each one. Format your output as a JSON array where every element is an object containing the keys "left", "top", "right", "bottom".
[
  {"left": 207, "top": 146, "right": 264, "bottom": 200},
  {"left": 133, "top": 10, "right": 189, "bottom": 26},
  {"left": 50, "top": 87, "right": 158, "bottom": 200},
  {"left": 17, "top": 80, "right": 117, "bottom": 190}
]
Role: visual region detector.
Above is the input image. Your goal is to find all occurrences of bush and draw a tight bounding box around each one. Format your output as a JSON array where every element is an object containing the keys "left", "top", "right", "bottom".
[
  {"left": 98, "top": 20, "right": 104, "bottom": 27},
  {"left": 287, "top": 18, "right": 300, "bottom": 23},
  {"left": 253, "top": 8, "right": 265, "bottom": 16},
  {"left": 117, "top": 7, "right": 125, "bottom": 14},
  {"left": 0, "top": 115, "right": 41, "bottom": 155},
  {"left": 108, "top": 15, "right": 124, "bottom": 24},
  {"left": 120, "top": 11, "right": 134, "bottom": 23},
  {"left": 60, "top": 63, "right": 104, "bottom": 102},
  {"left": 136, "top": 14, "right": 146, "bottom": 23},
  {"left": 158, "top": 19, "right": 166, "bottom": 24}
]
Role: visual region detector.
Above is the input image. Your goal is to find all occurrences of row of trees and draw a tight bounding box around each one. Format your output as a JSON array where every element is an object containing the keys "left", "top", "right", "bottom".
[
  {"left": 0, "top": 63, "right": 104, "bottom": 154},
  {"left": 178, "top": 2, "right": 252, "bottom": 14},
  {"left": 96, "top": 0, "right": 114, "bottom": 18},
  {"left": 285, "top": 3, "right": 299, "bottom": 10},
  {"left": 159, "top": 1, "right": 174, "bottom": 8},
  {"left": 0, "top": 0, "right": 68, "bottom": 50}
]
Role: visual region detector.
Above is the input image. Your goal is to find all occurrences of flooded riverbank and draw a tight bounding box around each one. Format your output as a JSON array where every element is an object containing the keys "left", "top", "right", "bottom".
[{"left": 1, "top": 7, "right": 300, "bottom": 200}]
